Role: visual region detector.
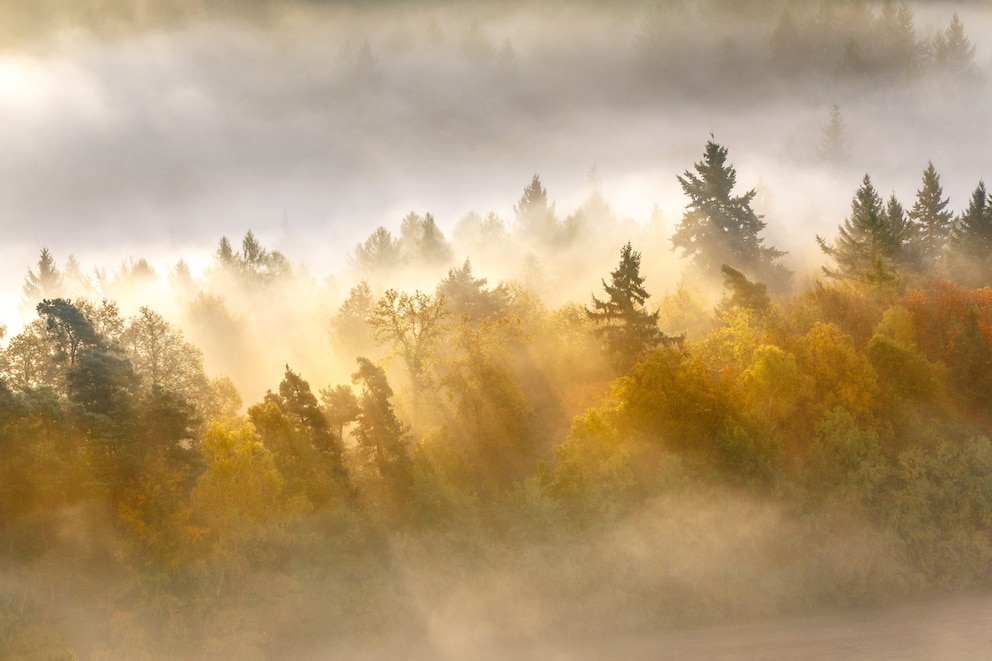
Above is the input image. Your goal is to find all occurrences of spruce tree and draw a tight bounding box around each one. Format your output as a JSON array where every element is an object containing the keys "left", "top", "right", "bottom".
[
  {"left": 817, "top": 174, "right": 903, "bottom": 283},
  {"left": 933, "top": 13, "right": 976, "bottom": 77},
  {"left": 907, "top": 162, "right": 953, "bottom": 268},
  {"left": 672, "top": 139, "right": 787, "bottom": 286},
  {"left": 586, "top": 242, "right": 660, "bottom": 371},
  {"left": 514, "top": 174, "right": 559, "bottom": 244},
  {"left": 949, "top": 181, "right": 992, "bottom": 285},
  {"left": 21, "top": 248, "right": 63, "bottom": 309},
  {"left": 818, "top": 104, "right": 849, "bottom": 164}
]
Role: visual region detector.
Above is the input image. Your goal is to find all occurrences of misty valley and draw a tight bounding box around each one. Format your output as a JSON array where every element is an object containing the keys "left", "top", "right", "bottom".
[{"left": 3, "top": 1, "right": 992, "bottom": 659}]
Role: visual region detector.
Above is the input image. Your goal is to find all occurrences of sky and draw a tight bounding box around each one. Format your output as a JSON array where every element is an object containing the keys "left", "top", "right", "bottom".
[{"left": 2, "top": 0, "right": 991, "bottom": 333}]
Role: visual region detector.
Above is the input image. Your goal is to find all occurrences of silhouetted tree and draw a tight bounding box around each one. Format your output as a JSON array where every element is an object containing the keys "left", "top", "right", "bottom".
[
  {"left": 932, "top": 12, "right": 977, "bottom": 78},
  {"left": 907, "top": 162, "right": 953, "bottom": 269},
  {"left": 818, "top": 104, "right": 849, "bottom": 164},
  {"left": 399, "top": 212, "right": 453, "bottom": 266},
  {"left": 369, "top": 289, "right": 448, "bottom": 392},
  {"left": 21, "top": 248, "right": 63, "bottom": 311},
  {"left": 817, "top": 175, "right": 904, "bottom": 283},
  {"left": 673, "top": 139, "right": 787, "bottom": 286},
  {"left": 948, "top": 181, "right": 992, "bottom": 286},
  {"left": 587, "top": 242, "right": 660, "bottom": 371},
  {"left": 514, "top": 174, "right": 559, "bottom": 244},
  {"left": 331, "top": 281, "right": 376, "bottom": 357},
  {"left": 718, "top": 264, "right": 771, "bottom": 315},
  {"left": 351, "top": 227, "right": 402, "bottom": 276},
  {"left": 351, "top": 357, "right": 413, "bottom": 516},
  {"left": 436, "top": 259, "right": 511, "bottom": 322},
  {"left": 320, "top": 384, "right": 361, "bottom": 441}
]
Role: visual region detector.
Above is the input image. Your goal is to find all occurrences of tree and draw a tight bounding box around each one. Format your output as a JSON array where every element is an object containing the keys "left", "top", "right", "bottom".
[
  {"left": 251, "top": 367, "right": 349, "bottom": 508},
  {"left": 210, "top": 231, "right": 290, "bottom": 289},
  {"left": 190, "top": 421, "right": 302, "bottom": 598},
  {"left": 884, "top": 193, "right": 914, "bottom": 268},
  {"left": 818, "top": 104, "right": 849, "bottom": 164},
  {"left": 36, "top": 298, "right": 104, "bottom": 370},
  {"left": 399, "top": 212, "right": 453, "bottom": 266},
  {"left": 718, "top": 264, "right": 771, "bottom": 315},
  {"left": 514, "top": 174, "right": 559, "bottom": 244},
  {"left": 948, "top": 181, "right": 992, "bottom": 285},
  {"left": 368, "top": 289, "right": 448, "bottom": 392},
  {"left": 907, "top": 162, "right": 953, "bottom": 269},
  {"left": 121, "top": 306, "right": 212, "bottom": 411},
  {"left": 21, "top": 248, "right": 63, "bottom": 312},
  {"left": 350, "top": 226, "right": 402, "bottom": 276},
  {"left": 350, "top": 357, "right": 413, "bottom": 518},
  {"left": 872, "top": 1, "right": 923, "bottom": 78},
  {"left": 436, "top": 259, "right": 511, "bottom": 322},
  {"left": 586, "top": 242, "right": 660, "bottom": 371},
  {"left": 817, "top": 175, "right": 904, "bottom": 283},
  {"left": 319, "top": 384, "right": 360, "bottom": 440},
  {"left": 932, "top": 12, "right": 977, "bottom": 77},
  {"left": 330, "top": 280, "right": 376, "bottom": 358},
  {"left": 672, "top": 139, "right": 787, "bottom": 285}
]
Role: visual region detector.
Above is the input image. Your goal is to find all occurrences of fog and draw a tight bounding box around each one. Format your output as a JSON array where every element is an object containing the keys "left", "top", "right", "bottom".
[
  {"left": 3, "top": 0, "right": 992, "bottom": 332},
  {"left": 5, "top": 1, "right": 992, "bottom": 659}
]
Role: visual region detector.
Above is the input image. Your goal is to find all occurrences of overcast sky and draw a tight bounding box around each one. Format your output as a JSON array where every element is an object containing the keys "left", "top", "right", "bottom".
[{"left": 2, "top": 0, "right": 991, "bottom": 332}]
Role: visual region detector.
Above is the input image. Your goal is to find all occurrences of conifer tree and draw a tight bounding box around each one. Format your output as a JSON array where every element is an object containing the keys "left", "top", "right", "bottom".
[
  {"left": 933, "top": 12, "right": 976, "bottom": 77},
  {"left": 818, "top": 104, "right": 849, "bottom": 164},
  {"left": 817, "top": 174, "right": 904, "bottom": 283},
  {"left": 21, "top": 248, "right": 63, "bottom": 311},
  {"left": 907, "top": 162, "right": 953, "bottom": 268},
  {"left": 672, "top": 139, "right": 787, "bottom": 286},
  {"left": 587, "top": 242, "right": 660, "bottom": 371},
  {"left": 949, "top": 181, "right": 992, "bottom": 285},
  {"left": 885, "top": 193, "right": 913, "bottom": 267},
  {"left": 351, "top": 357, "right": 413, "bottom": 509},
  {"left": 514, "top": 174, "right": 559, "bottom": 244}
]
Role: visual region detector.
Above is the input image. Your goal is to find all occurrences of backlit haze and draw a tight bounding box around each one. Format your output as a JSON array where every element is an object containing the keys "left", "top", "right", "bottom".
[{"left": 2, "top": 0, "right": 990, "bottom": 339}]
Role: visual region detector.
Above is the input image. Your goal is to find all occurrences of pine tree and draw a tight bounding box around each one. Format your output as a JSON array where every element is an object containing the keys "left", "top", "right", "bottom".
[
  {"left": 948, "top": 181, "right": 992, "bottom": 286},
  {"left": 884, "top": 193, "right": 913, "bottom": 267},
  {"left": 514, "top": 174, "right": 559, "bottom": 244},
  {"left": 933, "top": 12, "right": 976, "bottom": 77},
  {"left": 586, "top": 242, "right": 660, "bottom": 371},
  {"left": 817, "top": 174, "right": 904, "bottom": 283},
  {"left": 672, "top": 139, "right": 787, "bottom": 285},
  {"left": 350, "top": 357, "right": 413, "bottom": 509},
  {"left": 399, "top": 212, "right": 453, "bottom": 266},
  {"left": 21, "top": 248, "right": 63, "bottom": 310},
  {"left": 818, "top": 104, "right": 849, "bottom": 164},
  {"left": 907, "top": 162, "right": 953, "bottom": 268}
]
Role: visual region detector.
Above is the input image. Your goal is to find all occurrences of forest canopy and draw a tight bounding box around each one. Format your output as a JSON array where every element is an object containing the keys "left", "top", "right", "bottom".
[
  {"left": 4, "top": 135, "right": 992, "bottom": 657},
  {"left": 3, "top": 1, "right": 992, "bottom": 658}
]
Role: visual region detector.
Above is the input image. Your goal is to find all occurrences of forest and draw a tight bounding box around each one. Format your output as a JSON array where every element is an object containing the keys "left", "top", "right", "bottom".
[{"left": 2, "top": 1, "right": 992, "bottom": 660}]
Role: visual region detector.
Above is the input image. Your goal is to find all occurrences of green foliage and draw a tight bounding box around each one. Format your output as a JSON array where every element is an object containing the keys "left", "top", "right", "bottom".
[
  {"left": 547, "top": 408, "right": 634, "bottom": 520},
  {"left": 718, "top": 264, "right": 771, "bottom": 315},
  {"left": 817, "top": 175, "right": 906, "bottom": 284},
  {"left": 673, "top": 139, "right": 787, "bottom": 286},
  {"left": 886, "top": 436, "right": 992, "bottom": 588},
  {"left": 807, "top": 407, "right": 886, "bottom": 503},
  {"left": 907, "top": 162, "right": 953, "bottom": 270},
  {"left": 586, "top": 242, "right": 661, "bottom": 372},
  {"left": 613, "top": 348, "right": 728, "bottom": 456},
  {"left": 949, "top": 181, "right": 992, "bottom": 286},
  {"left": 212, "top": 230, "right": 291, "bottom": 289}
]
